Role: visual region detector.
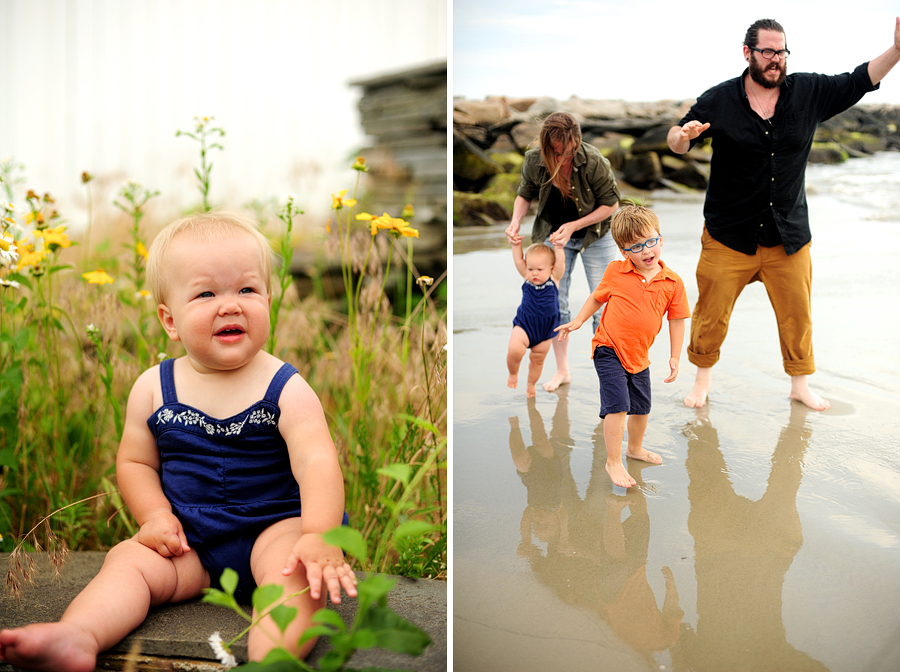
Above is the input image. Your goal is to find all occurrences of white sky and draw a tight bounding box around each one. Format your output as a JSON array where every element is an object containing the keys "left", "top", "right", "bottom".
[{"left": 453, "top": 0, "right": 900, "bottom": 104}]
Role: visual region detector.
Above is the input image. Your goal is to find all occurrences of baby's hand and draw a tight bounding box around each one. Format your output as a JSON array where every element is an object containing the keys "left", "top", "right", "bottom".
[
  {"left": 282, "top": 533, "right": 358, "bottom": 604},
  {"left": 136, "top": 512, "right": 190, "bottom": 557},
  {"left": 509, "top": 234, "right": 523, "bottom": 246}
]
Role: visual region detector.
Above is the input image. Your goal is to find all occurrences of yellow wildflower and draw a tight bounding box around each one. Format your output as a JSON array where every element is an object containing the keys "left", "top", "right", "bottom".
[
  {"left": 401, "top": 203, "right": 415, "bottom": 219},
  {"left": 136, "top": 241, "right": 149, "bottom": 259},
  {"left": 16, "top": 245, "right": 45, "bottom": 270},
  {"left": 331, "top": 189, "right": 357, "bottom": 210},
  {"left": 34, "top": 226, "right": 71, "bottom": 250},
  {"left": 326, "top": 219, "right": 332, "bottom": 234},
  {"left": 351, "top": 156, "right": 369, "bottom": 173},
  {"left": 387, "top": 216, "right": 419, "bottom": 238},
  {"left": 356, "top": 212, "right": 392, "bottom": 236},
  {"left": 82, "top": 269, "right": 114, "bottom": 285},
  {"left": 416, "top": 275, "right": 434, "bottom": 288}
]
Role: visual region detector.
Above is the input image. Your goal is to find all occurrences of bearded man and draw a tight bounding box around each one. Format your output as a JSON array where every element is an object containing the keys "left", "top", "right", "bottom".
[{"left": 668, "top": 17, "right": 900, "bottom": 410}]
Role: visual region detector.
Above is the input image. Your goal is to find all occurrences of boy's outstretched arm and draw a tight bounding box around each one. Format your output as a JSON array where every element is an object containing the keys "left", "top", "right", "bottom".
[
  {"left": 556, "top": 295, "right": 604, "bottom": 341},
  {"left": 665, "top": 318, "right": 686, "bottom": 383},
  {"left": 551, "top": 241, "right": 566, "bottom": 282},
  {"left": 117, "top": 367, "right": 192, "bottom": 558},
  {"left": 279, "top": 374, "right": 358, "bottom": 604}
]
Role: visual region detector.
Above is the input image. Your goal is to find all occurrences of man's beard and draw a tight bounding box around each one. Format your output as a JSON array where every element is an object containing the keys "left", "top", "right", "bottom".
[{"left": 748, "top": 55, "right": 786, "bottom": 89}]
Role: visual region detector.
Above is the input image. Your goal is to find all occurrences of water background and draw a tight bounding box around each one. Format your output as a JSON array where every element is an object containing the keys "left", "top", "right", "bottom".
[{"left": 452, "top": 151, "right": 900, "bottom": 671}]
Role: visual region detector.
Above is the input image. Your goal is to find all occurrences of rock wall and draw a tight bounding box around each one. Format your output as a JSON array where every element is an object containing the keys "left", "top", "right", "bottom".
[{"left": 453, "top": 95, "right": 900, "bottom": 226}]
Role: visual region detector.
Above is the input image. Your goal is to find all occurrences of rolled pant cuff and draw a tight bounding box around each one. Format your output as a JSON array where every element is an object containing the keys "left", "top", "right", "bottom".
[
  {"left": 783, "top": 358, "right": 815, "bottom": 377},
  {"left": 687, "top": 348, "right": 719, "bottom": 369}
]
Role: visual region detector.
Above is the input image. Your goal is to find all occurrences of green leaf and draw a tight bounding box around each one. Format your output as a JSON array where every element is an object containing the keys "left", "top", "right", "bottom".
[
  {"left": 220, "top": 567, "right": 239, "bottom": 595},
  {"left": 252, "top": 583, "right": 284, "bottom": 613},
  {"left": 201, "top": 588, "right": 241, "bottom": 614},
  {"left": 297, "top": 624, "right": 337, "bottom": 647},
  {"left": 392, "top": 520, "right": 439, "bottom": 542},
  {"left": 361, "top": 603, "right": 432, "bottom": 655},
  {"left": 354, "top": 574, "right": 397, "bottom": 614},
  {"left": 377, "top": 463, "right": 411, "bottom": 487},
  {"left": 312, "top": 607, "right": 346, "bottom": 632},
  {"left": 0, "top": 448, "right": 16, "bottom": 469},
  {"left": 269, "top": 603, "right": 297, "bottom": 635},
  {"left": 322, "top": 525, "right": 367, "bottom": 562}
]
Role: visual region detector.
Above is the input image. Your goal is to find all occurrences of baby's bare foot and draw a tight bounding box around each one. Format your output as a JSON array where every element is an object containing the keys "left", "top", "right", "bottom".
[
  {"left": 526, "top": 383, "right": 537, "bottom": 398},
  {"left": 507, "top": 374, "right": 518, "bottom": 389},
  {"left": 0, "top": 622, "right": 98, "bottom": 672},
  {"left": 542, "top": 371, "right": 570, "bottom": 392},
  {"left": 626, "top": 448, "right": 662, "bottom": 465},
  {"left": 605, "top": 461, "right": 636, "bottom": 488}
]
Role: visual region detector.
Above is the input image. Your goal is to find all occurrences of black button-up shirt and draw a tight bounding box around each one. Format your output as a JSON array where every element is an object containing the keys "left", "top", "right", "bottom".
[{"left": 679, "top": 63, "right": 878, "bottom": 255}]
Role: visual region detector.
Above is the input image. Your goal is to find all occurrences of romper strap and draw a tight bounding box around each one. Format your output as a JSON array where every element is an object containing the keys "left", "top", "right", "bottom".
[
  {"left": 263, "top": 363, "right": 299, "bottom": 404},
  {"left": 159, "top": 357, "right": 178, "bottom": 405}
]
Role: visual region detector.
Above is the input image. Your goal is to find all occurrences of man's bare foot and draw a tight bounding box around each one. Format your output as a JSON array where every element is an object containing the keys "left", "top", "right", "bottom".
[
  {"left": 507, "top": 374, "right": 518, "bottom": 389},
  {"left": 542, "top": 371, "right": 570, "bottom": 392},
  {"left": 790, "top": 375, "right": 830, "bottom": 410},
  {"left": 525, "top": 383, "right": 537, "bottom": 398},
  {"left": 626, "top": 448, "right": 662, "bottom": 465},
  {"left": 683, "top": 367, "right": 711, "bottom": 408},
  {"left": 605, "top": 460, "right": 636, "bottom": 488},
  {"left": 0, "top": 622, "right": 98, "bottom": 672}
]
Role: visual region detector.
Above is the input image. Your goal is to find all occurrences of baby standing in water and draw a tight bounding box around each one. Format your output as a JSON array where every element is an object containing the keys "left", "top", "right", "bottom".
[
  {"left": 507, "top": 238, "right": 565, "bottom": 397},
  {"left": 0, "top": 212, "right": 357, "bottom": 671}
]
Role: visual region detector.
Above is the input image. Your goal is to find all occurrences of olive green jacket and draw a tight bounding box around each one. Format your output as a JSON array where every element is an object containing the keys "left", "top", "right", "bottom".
[{"left": 516, "top": 142, "right": 620, "bottom": 250}]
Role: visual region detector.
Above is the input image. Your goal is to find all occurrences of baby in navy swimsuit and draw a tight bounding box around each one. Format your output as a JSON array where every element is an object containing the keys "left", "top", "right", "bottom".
[
  {"left": 506, "top": 239, "right": 565, "bottom": 398},
  {"left": 0, "top": 212, "right": 357, "bottom": 671}
]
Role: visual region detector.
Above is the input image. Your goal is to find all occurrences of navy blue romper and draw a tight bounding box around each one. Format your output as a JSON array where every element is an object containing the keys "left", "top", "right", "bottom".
[
  {"left": 513, "top": 278, "right": 560, "bottom": 347},
  {"left": 148, "top": 358, "right": 343, "bottom": 601}
]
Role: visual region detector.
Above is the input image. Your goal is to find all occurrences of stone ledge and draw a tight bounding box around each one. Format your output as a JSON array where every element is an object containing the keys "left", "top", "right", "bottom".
[{"left": 0, "top": 552, "right": 446, "bottom": 671}]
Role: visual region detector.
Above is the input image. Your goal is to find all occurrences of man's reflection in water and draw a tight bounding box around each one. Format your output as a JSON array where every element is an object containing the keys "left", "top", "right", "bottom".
[
  {"left": 508, "top": 392, "right": 683, "bottom": 664},
  {"left": 674, "top": 403, "right": 829, "bottom": 671}
]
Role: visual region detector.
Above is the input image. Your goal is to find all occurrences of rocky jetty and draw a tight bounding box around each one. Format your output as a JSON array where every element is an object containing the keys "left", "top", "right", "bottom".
[{"left": 453, "top": 95, "right": 900, "bottom": 226}]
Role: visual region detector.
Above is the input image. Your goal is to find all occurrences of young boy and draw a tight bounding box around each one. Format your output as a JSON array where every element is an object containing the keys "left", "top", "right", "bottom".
[
  {"left": 556, "top": 204, "right": 690, "bottom": 488},
  {"left": 507, "top": 239, "right": 565, "bottom": 398}
]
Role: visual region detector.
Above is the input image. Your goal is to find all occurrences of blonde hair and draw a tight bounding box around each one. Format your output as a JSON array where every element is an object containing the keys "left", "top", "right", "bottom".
[
  {"left": 523, "top": 242, "right": 556, "bottom": 266},
  {"left": 610, "top": 202, "right": 661, "bottom": 249},
  {"left": 538, "top": 112, "right": 581, "bottom": 203},
  {"left": 146, "top": 211, "right": 275, "bottom": 305}
]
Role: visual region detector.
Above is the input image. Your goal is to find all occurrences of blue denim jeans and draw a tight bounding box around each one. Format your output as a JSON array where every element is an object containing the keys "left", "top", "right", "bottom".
[{"left": 553, "top": 233, "right": 618, "bottom": 331}]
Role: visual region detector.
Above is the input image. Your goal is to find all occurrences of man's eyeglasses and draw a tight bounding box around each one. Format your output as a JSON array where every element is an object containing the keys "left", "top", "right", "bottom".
[
  {"left": 622, "top": 237, "right": 660, "bottom": 254},
  {"left": 749, "top": 46, "right": 790, "bottom": 60}
]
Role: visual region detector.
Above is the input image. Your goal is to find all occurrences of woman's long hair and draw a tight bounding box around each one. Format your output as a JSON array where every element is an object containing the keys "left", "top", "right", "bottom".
[{"left": 538, "top": 112, "right": 581, "bottom": 202}]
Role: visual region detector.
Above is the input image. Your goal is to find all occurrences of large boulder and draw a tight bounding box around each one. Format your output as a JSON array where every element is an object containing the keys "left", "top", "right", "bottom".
[
  {"left": 622, "top": 152, "right": 663, "bottom": 189},
  {"left": 454, "top": 129, "right": 503, "bottom": 192}
]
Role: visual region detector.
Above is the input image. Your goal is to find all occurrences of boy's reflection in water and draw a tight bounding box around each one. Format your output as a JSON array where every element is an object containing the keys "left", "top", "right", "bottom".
[
  {"left": 675, "top": 403, "right": 829, "bottom": 672},
  {"left": 508, "top": 392, "right": 683, "bottom": 664}
]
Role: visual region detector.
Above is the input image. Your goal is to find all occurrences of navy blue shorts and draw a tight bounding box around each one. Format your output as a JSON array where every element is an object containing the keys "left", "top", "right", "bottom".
[{"left": 593, "top": 346, "right": 651, "bottom": 418}]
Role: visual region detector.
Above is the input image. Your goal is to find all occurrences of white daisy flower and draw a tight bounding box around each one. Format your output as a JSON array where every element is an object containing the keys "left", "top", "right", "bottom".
[{"left": 207, "top": 632, "right": 237, "bottom": 668}]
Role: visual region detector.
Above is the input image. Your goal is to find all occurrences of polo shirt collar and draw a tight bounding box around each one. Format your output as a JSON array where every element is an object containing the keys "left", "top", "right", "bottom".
[{"left": 620, "top": 257, "right": 674, "bottom": 280}]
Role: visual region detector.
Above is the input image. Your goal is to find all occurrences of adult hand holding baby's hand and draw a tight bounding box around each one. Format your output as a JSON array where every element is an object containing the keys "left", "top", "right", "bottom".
[
  {"left": 136, "top": 512, "right": 191, "bottom": 557},
  {"left": 283, "top": 532, "right": 358, "bottom": 604}
]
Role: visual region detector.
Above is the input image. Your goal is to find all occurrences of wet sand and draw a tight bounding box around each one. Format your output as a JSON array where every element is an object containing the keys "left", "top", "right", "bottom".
[{"left": 452, "top": 191, "right": 900, "bottom": 671}]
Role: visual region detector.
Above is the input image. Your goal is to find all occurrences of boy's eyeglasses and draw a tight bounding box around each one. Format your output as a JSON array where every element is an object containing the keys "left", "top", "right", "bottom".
[{"left": 622, "top": 237, "right": 660, "bottom": 254}]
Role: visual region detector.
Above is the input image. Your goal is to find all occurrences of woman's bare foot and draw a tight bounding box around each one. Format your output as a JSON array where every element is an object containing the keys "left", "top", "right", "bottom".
[
  {"left": 0, "top": 622, "right": 98, "bottom": 672},
  {"left": 790, "top": 375, "right": 830, "bottom": 410},
  {"left": 507, "top": 373, "right": 518, "bottom": 389},
  {"left": 683, "top": 366, "right": 711, "bottom": 408},
  {"left": 625, "top": 448, "right": 663, "bottom": 465},
  {"left": 542, "top": 371, "right": 570, "bottom": 392},
  {"left": 605, "top": 460, "right": 636, "bottom": 488}
]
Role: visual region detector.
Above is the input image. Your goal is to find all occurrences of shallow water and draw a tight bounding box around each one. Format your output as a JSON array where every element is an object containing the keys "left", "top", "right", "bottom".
[{"left": 452, "top": 165, "right": 900, "bottom": 671}]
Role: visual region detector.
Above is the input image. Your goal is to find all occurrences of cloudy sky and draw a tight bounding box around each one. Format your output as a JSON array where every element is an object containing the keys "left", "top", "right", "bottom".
[{"left": 453, "top": 0, "right": 900, "bottom": 104}]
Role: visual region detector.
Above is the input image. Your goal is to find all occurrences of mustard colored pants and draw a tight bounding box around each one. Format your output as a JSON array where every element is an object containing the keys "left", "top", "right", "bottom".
[{"left": 688, "top": 228, "right": 815, "bottom": 376}]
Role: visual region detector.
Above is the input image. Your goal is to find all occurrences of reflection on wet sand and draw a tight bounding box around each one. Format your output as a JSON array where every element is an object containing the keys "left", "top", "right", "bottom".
[
  {"left": 508, "top": 392, "right": 684, "bottom": 665},
  {"left": 676, "top": 403, "right": 829, "bottom": 671}
]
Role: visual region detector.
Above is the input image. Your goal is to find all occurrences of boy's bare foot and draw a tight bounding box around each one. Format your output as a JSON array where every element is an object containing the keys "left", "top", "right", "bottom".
[
  {"left": 507, "top": 374, "right": 518, "bottom": 389},
  {"left": 683, "top": 366, "right": 711, "bottom": 408},
  {"left": 626, "top": 448, "right": 663, "bottom": 465},
  {"left": 0, "top": 622, "right": 98, "bottom": 672},
  {"left": 542, "top": 371, "right": 570, "bottom": 392},
  {"left": 790, "top": 375, "right": 830, "bottom": 410},
  {"left": 605, "top": 460, "right": 636, "bottom": 488}
]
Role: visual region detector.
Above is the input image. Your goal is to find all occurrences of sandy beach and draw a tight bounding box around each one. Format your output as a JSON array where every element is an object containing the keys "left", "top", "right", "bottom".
[{"left": 452, "top": 161, "right": 900, "bottom": 671}]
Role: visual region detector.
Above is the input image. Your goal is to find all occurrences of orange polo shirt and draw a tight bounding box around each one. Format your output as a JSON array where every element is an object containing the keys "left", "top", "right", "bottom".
[{"left": 590, "top": 259, "right": 691, "bottom": 374}]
